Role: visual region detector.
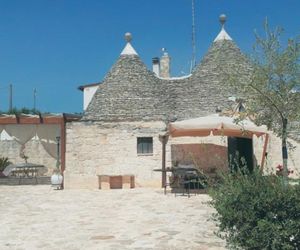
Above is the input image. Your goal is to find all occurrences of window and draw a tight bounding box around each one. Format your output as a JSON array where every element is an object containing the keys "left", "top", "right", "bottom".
[{"left": 137, "top": 137, "right": 153, "bottom": 154}]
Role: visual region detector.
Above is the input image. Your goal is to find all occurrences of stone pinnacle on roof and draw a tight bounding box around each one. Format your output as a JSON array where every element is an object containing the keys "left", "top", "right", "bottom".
[
  {"left": 214, "top": 14, "right": 232, "bottom": 42},
  {"left": 120, "top": 32, "right": 138, "bottom": 56}
]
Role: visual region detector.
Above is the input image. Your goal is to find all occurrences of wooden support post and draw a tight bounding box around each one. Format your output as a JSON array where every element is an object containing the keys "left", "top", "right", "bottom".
[
  {"left": 162, "top": 137, "right": 166, "bottom": 188},
  {"left": 260, "top": 134, "right": 269, "bottom": 171},
  {"left": 159, "top": 134, "right": 169, "bottom": 188}
]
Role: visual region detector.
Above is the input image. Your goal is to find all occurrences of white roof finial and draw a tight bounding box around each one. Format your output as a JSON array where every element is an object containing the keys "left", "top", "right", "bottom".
[
  {"left": 219, "top": 14, "right": 227, "bottom": 27},
  {"left": 121, "top": 32, "right": 138, "bottom": 56},
  {"left": 125, "top": 32, "right": 132, "bottom": 42},
  {"left": 214, "top": 14, "right": 232, "bottom": 42}
]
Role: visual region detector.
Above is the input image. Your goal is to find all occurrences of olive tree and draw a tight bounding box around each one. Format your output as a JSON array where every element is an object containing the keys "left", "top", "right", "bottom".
[{"left": 235, "top": 21, "right": 300, "bottom": 177}]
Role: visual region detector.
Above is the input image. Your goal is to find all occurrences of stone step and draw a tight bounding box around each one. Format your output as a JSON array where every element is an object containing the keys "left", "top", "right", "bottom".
[{"left": 0, "top": 176, "right": 51, "bottom": 186}]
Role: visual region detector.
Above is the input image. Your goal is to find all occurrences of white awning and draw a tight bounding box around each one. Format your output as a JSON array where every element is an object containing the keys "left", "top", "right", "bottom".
[{"left": 169, "top": 114, "right": 268, "bottom": 138}]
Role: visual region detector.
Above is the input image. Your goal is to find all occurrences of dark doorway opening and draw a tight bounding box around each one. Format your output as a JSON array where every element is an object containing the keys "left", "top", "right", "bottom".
[{"left": 228, "top": 137, "right": 253, "bottom": 172}]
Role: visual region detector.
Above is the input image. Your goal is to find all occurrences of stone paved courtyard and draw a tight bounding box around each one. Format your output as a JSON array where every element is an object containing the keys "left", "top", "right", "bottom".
[{"left": 0, "top": 186, "right": 226, "bottom": 250}]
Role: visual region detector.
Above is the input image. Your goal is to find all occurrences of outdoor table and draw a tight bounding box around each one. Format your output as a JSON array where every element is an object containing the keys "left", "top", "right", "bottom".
[
  {"left": 11, "top": 163, "right": 45, "bottom": 185},
  {"left": 154, "top": 167, "right": 203, "bottom": 197}
]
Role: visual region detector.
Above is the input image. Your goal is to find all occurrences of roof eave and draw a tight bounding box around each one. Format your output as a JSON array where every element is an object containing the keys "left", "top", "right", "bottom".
[{"left": 77, "top": 82, "right": 101, "bottom": 91}]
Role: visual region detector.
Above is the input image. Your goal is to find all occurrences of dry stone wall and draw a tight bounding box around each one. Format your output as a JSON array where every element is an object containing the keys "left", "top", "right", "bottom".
[{"left": 65, "top": 121, "right": 166, "bottom": 189}]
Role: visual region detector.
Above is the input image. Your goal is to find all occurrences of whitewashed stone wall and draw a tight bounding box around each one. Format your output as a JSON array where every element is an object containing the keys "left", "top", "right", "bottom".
[
  {"left": 253, "top": 132, "right": 300, "bottom": 178},
  {"left": 83, "top": 85, "right": 98, "bottom": 110},
  {"left": 65, "top": 121, "right": 166, "bottom": 189},
  {"left": 0, "top": 139, "right": 57, "bottom": 175},
  {"left": 65, "top": 121, "right": 300, "bottom": 189}
]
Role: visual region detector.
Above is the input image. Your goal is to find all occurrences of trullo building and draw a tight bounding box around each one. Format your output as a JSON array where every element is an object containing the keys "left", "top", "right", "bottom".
[{"left": 64, "top": 16, "right": 300, "bottom": 189}]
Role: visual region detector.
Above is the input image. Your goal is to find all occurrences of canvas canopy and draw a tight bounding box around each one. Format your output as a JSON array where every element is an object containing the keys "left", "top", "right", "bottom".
[
  {"left": 2, "top": 124, "right": 60, "bottom": 159},
  {"left": 169, "top": 114, "right": 268, "bottom": 138}
]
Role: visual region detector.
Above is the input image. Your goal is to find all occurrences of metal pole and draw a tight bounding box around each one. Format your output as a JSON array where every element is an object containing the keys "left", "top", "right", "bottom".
[
  {"left": 33, "top": 88, "right": 37, "bottom": 111},
  {"left": 9, "top": 84, "right": 13, "bottom": 112},
  {"left": 56, "top": 136, "right": 61, "bottom": 169}
]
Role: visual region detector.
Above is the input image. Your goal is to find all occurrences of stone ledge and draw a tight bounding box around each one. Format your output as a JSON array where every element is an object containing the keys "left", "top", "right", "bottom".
[{"left": 0, "top": 176, "right": 51, "bottom": 185}]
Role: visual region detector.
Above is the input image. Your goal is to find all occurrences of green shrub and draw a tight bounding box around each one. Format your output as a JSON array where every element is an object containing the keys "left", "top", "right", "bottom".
[
  {"left": 209, "top": 168, "right": 300, "bottom": 250},
  {"left": 0, "top": 157, "right": 11, "bottom": 172}
]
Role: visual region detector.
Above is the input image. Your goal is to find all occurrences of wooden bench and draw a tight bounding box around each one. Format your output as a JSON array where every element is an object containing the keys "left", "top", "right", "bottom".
[{"left": 97, "top": 175, "right": 135, "bottom": 189}]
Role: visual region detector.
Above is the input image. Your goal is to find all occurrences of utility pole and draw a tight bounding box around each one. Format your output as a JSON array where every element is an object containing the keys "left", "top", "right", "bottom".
[
  {"left": 9, "top": 84, "right": 13, "bottom": 112},
  {"left": 33, "top": 88, "right": 37, "bottom": 111}
]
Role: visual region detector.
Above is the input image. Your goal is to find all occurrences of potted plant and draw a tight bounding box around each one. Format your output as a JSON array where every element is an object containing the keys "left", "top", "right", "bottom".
[{"left": 51, "top": 136, "right": 63, "bottom": 189}]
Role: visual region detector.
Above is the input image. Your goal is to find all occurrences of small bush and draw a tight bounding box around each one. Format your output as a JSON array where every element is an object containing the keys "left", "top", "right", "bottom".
[
  {"left": 209, "top": 168, "right": 300, "bottom": 250},
  {"left": 0, "top": 157, "right": 11, "bottom": 172}
]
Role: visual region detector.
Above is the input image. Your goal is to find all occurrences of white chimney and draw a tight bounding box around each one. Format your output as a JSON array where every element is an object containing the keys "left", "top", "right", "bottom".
[{"left": 152, "top": 57, "right": 160, "bottom": 76}]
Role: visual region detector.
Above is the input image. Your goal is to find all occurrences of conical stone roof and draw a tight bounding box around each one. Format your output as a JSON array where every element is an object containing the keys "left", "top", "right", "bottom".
[
  {"left": 171, "top": 15, "right": 253, "bottom": 121},
  {"left": 163, "top": 36, "right": 252, "bottom": 121},
  {"left": 82, "top": 46, "right": 166, "bottom": 122},
  {"left": 83, "top": 25, "right": 253, "bottom": 123}
]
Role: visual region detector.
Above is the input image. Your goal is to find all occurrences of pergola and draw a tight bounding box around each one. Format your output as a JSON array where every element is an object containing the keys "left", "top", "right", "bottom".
[
  {"left": 159, "top": 114, "right": 269, "bottom": 187},
  {"left": 0, "top": 113, "right": 81, "bottom": 172}
]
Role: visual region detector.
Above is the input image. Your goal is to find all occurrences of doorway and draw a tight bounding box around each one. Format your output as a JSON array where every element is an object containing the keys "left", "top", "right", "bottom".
[{"left": 227, "top": 137, "right": 253, "bottom": 172}]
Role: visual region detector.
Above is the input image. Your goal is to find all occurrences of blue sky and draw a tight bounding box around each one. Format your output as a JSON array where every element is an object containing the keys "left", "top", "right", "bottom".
[{"left": 0, "top": 0, "right": 299, "bottom": 113}]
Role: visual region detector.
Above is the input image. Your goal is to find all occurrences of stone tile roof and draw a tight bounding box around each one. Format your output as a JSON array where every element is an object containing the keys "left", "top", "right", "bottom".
[{"left": 83, "top": 36, "right": 253, "bottom": 123}]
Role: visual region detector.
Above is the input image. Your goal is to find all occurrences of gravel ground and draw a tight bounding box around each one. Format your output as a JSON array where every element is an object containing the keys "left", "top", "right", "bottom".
[{"left": 0, "top": 186, "right": 226, "bottom": 250}]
